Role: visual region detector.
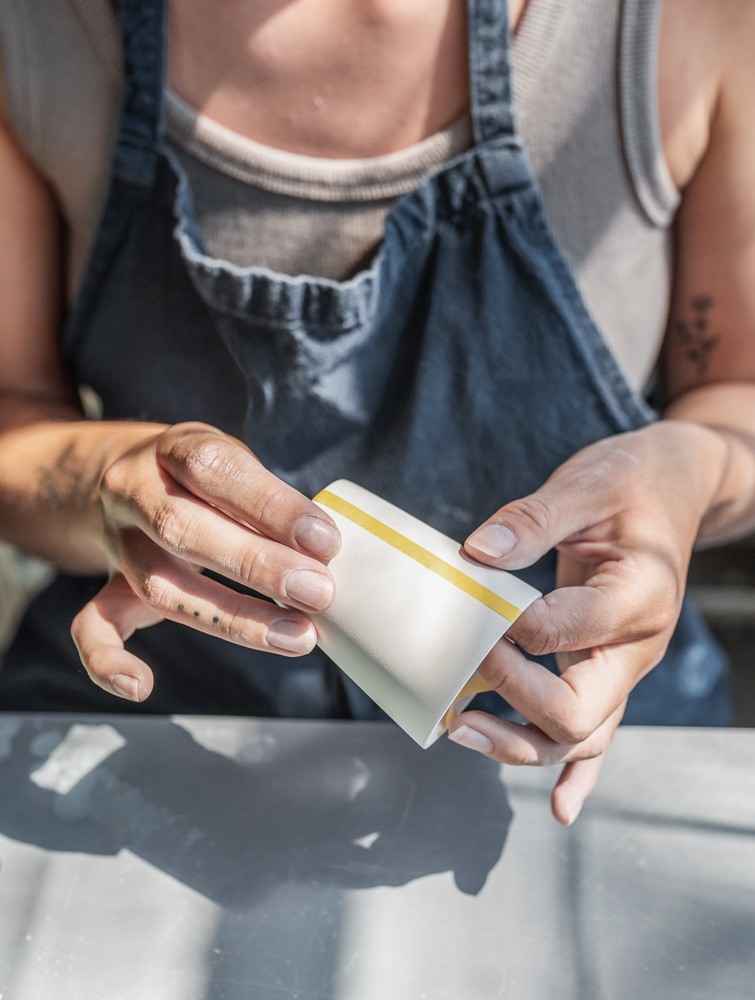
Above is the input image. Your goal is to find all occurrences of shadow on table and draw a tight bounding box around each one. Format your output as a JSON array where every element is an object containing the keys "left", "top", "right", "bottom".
[{"left": 0, "top": 715, "right": 511, "bottom": 906}]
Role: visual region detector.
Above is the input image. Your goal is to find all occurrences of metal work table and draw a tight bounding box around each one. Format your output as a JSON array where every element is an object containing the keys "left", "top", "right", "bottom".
[{"left": 0, "top": 714, "right": 753, "bottom": 999}]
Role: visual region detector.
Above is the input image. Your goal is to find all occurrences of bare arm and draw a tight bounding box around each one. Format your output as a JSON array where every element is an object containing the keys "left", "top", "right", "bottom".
[
  {"left": 0, "top": 74, "right": 157, "bottom": 572},
  {"left": 0, "top": 81, "right": 340, "bottom": 699},
  {"left": 661, "top": 0, "right": 755, "bottom": 544},
  {"left": 450, "top": 3, "right": 755, "bottom": 822}
]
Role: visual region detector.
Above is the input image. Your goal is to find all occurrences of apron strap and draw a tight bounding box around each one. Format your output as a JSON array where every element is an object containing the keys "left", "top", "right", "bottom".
[
  {"left": 467, "top": 0, "right": 517, "bottom": 145},
  {"left": 112, "top": 0, "right": 167, "bottom": 190},
  {"left": 111, "top": 0, "right": 515, "bottom": 186}
]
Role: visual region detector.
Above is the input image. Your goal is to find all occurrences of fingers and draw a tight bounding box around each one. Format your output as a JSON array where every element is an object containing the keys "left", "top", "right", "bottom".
[
  {"left": 477, "top": 637, "right": 642, "bottom": 745},
  {"left": 551, "top": 757, "right": 605, "bottom": 826},
  {"left": 114, "top": 531, "right": 318, "bottom": 652},
  {"left": 463, "top": 443, "right": 684, "bottom": 656},
  {"left": 108, "top": 487, "right": 337, "bottom": 614},
  {"left": 448, "top": 703, "right": 624, "bottom": 825},
  {"left": 463, "top": 473, "right": 598, "bottom": 571},
  {"left": 461, "top": 435, "right": 660, "bottom": 572},
  {"left": 153, "top": 424, "right": 341, "bottom": 560},
  {"left": 72, "top": 539, "right": 320, "bottom": 703},
  {"left": 101, "top": 426, "right": 340, "bottom": 612},
  {"left": 447, "top": 703, "right": 617, "bottom": 767},
  {"left": 505, "top": 570, "right": 676, "bottom": 657},
  {"left": 71, "top": 573, "right": 160, "bottom": 702}
]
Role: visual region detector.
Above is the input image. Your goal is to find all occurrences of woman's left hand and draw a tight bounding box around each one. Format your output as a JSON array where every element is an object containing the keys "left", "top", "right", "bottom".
[{"left": 448, "top": 419, "right": 729, "bottom": 825}]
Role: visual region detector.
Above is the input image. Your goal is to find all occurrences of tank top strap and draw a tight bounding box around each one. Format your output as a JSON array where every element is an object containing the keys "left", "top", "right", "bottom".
[
  {"left": 112, "top": 0, "right": 167, "bottom": 191},
  {"left": 466, "top": 0, "right": 517, "bottom": 146}
]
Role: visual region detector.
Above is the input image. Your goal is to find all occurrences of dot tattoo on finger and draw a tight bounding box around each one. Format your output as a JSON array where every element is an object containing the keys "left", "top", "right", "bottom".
[
  {"left": 178, "top": 604, "right": 185, "bottom": 611},
  {"left": 194, "top": 610, "right": 200, "bottom": 617},
  {"left": 213, "top": 616, "right": 220, "bottom": 624}
]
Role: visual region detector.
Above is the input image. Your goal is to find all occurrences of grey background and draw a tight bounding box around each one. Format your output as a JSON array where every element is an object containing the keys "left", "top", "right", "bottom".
[{"left": 689, "top": 538, "right": 755, "bottom": 726}]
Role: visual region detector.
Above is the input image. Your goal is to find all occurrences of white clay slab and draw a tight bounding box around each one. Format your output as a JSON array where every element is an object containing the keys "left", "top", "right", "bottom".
[{"left": 312, "top": 480, "right": 541, "bottom": 748}]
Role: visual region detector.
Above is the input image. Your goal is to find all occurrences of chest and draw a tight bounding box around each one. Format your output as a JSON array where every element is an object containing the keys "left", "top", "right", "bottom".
[
  {"left": 168, "top": 0, "right": 522, "bottom": 158},
  {"left": 167, "top": 0, "right": 710, "bottom": 186}
]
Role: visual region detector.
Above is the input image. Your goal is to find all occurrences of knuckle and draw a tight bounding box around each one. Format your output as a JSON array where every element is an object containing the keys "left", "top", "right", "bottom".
[
  {"left": 137, "top": 572, "right": 173, "bottom": 612},
  {"left": 645, "top": 598, "right": 676, "bottom": 635},
  {"left": 150, "top": 502, "right": 193, "bottom": 554},
  {"left": 237, "top": 543, "right": 268, "bottom": 587},
  {"left": 160, "top": 422, "right": 218, "bottom": 454},
  {"left": 181, "top": 438, "right": 228, "bottom": 487},
  {"left": 250, "top": 481, "right": 291, "bottom": 529},
  {"left": 223, "top": 602, "right": 258, "bottom": 644},
  {"left": 100, "top": 459, "right": 127, "bottom": 504},
  {"left": 506, "top": 494, "right": 555, "bottom": 538},
  {"left": 547, "top": 708, "right": 595, "bottom": 747},
  {"left": 171, "top": 420, "right": 218, "bottom": 438},
  {"left": 518, "top": 615, "right": 564, "bottom": 657},
  {"left": 481, "top": 647, "right": 517, "bottom": 696}
]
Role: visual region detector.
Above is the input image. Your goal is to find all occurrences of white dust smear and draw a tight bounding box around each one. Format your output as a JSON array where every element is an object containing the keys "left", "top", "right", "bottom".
[{"left": 29, "top": 724, "right": 126, "bottom": 794}]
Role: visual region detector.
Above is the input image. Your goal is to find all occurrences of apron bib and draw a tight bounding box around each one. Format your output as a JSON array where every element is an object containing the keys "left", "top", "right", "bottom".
[{"left": 1, "top": 0, "right": 729, "bottom": 726}]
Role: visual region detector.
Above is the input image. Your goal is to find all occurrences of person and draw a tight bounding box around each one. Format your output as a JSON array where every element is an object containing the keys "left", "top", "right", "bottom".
[{"left": 0, "top": 0, "right": 754, "bottom": 825}]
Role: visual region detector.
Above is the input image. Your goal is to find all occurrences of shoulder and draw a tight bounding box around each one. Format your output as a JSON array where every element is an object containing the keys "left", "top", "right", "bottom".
[
  {"left": 713, "top": 0, "right": 755, "bottom": 142},
  {"left": 659, "top": 0, "right": 755, "bottom": 189}
]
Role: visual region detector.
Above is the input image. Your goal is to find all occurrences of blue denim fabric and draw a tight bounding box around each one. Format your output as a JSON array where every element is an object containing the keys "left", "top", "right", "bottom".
[{"left": 1, "top": 0, "right": 730, "bottom": 724}]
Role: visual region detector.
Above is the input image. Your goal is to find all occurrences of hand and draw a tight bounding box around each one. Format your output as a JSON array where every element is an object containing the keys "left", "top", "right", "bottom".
[
  {"left": 71, "top": 423, "right": 341, "bottom": 703},
  {"left": 448, "top": 420, "right": 727, "bottom": 824}
]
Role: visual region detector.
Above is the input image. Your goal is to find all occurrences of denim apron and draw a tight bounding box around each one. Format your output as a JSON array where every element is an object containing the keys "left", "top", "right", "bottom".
[{"left": 0, "top": 0, "right": 730, "bottom": 725}]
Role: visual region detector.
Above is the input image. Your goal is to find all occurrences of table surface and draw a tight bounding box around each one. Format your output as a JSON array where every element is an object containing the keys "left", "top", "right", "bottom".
[{"left": 0, "top": 714, "right": 753, "bottom": 1000}]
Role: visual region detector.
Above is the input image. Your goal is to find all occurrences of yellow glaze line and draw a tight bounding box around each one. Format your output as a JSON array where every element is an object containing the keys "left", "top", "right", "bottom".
[
  {"left": 314, "top": 489, "right": 522, "bottom": 623},
  {"left": 442, "top": 674, "right": 492, "bottom": 732}
]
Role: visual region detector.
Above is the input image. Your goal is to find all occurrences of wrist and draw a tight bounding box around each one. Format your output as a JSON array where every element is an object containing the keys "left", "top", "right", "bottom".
[
  {"left": 636, "top": 419, "right": 728, "bottom": 523},
  {"left": 658, "top": 417, "right": 755, "bottom": 545},
  {"left": 94, "top": 421, "right": 168, "bottom": 495},
  {"left": 659, "top": 418, "right": 730, "bottom": 504},
  {"left": 68, "top": 420, "right": 170, "bottom": 572},
  {"left": 0, "top": 418, "right": 168, "bottom": 573}
]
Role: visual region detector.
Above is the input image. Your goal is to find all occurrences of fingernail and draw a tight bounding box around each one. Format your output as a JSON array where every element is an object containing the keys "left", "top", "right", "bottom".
[
  {"left": 111, "top": 673, "right": 141, "bottom": 702},
  {"left": 284, "top": 570, "right": 334, "bottom": 610},
  {"left": 448, "top": 725, "right": 493, "bottom": 755},
  {"left": 564, "top": 802, "right": 583, "bottom": 827},
  {"left": 294, "top": 516, "right": 341, "bottom": 560},
  {"left": 467, "top": 524, "right": 517, "bottom": 559},
  {"left": 267, "top": 618, "right": 317, "bottom": 654}
]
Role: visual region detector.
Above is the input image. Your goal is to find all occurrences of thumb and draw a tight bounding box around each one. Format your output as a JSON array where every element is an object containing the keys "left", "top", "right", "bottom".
[{"left": 464, "top": 476, "right": 595, "bottom": 570}]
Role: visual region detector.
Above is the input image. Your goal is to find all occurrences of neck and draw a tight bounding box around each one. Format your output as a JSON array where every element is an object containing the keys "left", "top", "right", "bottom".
[{"left": 168, "top": 0, "right": 526, "bottom": 158}]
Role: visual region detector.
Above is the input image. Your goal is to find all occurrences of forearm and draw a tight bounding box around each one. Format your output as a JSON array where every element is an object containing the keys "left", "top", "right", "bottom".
[
  {"left": 0, "top": 398, "right": 166, "bottom": 573},
  {"left": 664, "top": 381, "right": 755, "bottom": 545}
]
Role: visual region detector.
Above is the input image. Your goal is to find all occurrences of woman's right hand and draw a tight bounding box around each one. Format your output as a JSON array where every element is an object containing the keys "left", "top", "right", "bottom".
[{"left": 71, "top": 422, "right": 341, "bottom": 703}]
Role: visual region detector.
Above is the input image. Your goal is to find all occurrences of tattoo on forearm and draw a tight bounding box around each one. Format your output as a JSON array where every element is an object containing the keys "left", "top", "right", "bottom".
[
  {"left": 36, "top": 442, "right": 89, "bottom": 512},
  {"left": 37, "top": 465, "right": 63, "bottom": 510},
  {"left": 674, "top": 294, "right": 720, "bottom": 377}
]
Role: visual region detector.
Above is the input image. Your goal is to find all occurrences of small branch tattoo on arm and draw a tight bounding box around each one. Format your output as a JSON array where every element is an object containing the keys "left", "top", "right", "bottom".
[
  {"left": 674, "top": 294, "right": 720, "bottom": 377},
  {"left": 35, "top": 442, "right": 99, "bottom": 513},
  {"left": 36, "top": 466, "right": 63, "bottom": 510},
  {"left": 36, "top": 443, "right": 77, "bottom": 510}
]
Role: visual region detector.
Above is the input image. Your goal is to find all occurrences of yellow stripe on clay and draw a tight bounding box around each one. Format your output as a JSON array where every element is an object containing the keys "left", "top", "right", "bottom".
[
  {"left": 441, "top": 674, "right": 492, "bottom": 732},
  {"left": 314, "top": 489, "right": 522, "bottom": 623}
]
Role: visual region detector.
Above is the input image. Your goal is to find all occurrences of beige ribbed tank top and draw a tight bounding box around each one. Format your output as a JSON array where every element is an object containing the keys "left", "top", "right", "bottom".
[{"left": 0, "top": 0, "right": 679, "bottom": 391}]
